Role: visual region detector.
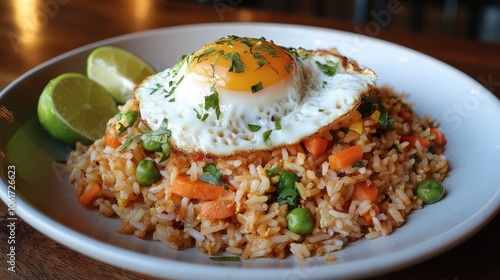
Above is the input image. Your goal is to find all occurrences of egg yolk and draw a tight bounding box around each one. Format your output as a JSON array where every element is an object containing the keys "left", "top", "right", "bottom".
[{"left": 188, "top": 36, "right": 295, "bottom": 92}]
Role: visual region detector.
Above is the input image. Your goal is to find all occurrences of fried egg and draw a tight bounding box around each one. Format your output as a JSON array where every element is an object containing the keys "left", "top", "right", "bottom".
[{"left": 134, "top": 36, "right": 377, "bottom": 156}]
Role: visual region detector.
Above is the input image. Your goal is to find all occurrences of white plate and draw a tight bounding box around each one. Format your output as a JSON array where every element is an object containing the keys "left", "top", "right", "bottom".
[{"left": 1, "top": 23, "right": 499, "bottom": 280}]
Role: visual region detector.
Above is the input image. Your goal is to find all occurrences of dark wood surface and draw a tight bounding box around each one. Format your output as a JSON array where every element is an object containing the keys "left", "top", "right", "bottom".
[{"left": 1, "top": 1, "right": 499, "bottom": 279}]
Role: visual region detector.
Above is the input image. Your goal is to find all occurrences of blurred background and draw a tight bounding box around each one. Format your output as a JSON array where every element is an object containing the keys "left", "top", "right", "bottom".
[{"left": 194, "top": 0, "right": 500, "bottom": 43}]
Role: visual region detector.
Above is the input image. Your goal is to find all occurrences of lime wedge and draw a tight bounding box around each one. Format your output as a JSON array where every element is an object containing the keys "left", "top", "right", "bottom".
[
  {"left": 87, "top": 46, "right": 156, "bottom": 103},
  {"left": 37, "top": 73, "right": 118, "bottom": 146}
]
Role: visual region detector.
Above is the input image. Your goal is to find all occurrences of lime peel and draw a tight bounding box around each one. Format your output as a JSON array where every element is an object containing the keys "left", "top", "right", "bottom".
[
  {"left": 37, "top": 73, "right": 118, "bottom": 147},
  {"left": 87, "top": 46, "right": 156, "bottom": 104}
]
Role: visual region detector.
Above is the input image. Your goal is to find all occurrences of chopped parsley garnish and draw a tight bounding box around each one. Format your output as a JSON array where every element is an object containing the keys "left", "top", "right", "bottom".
[
  {"left": 352, "top": 161, "right": 364, "bottom": 168},
  {"left": 149, "top": 83, "right": 165, "bottom": 95},
  {"left": 389, "top": 143, "right": 402, "bottom": 154},
  {"left": 253, "top": 53, "right": 268, "bottom": 71},
  {"left": 357, "top": 96, "right": 394, "bottom": 133},
  {"left": 315, "top": 61, "right": 339, "bottom": 77},
  {"left": 117, "top": 118, "right": 172, "bottom": 163},
  {"left": 224, "top": 52, "right": 245, "bottom": 73},
  {"left": 117, "top": 132, "right": 142, "bottom": 152},
  {"left": 377, "top": 101, "right": 394, "bottom": 132},
  {"left": 248, "top": 124, "right": 262, "bottom": 132},
  {"left": 193, "top": 46, "right": 215, "bottom": 63},
  {"left": 194, "top": 107, "right": 209, "bottom": 122},
  {"left": 200, "top": 163, "right": 223, "bottom": 186},
  {"left": 251, "top": 81, "right": 263, "bottom": 93},
  {"left": 203, "top": 84, "right": 221, "bottom": 119},
  {"left": 265, "top": 165, "right": 280, "bottom": 176},
  {"left": 115, "top": 110, "right": 138, "bottom": 137},
  {"left": 141, "top": 118, "right": 172, "bottom": 162},
  {"left": 274, "top": 121, "right": 282, "bottom": 130},
  {"left": 263, "top": 129, "right": 273, "bottom": 147},
  {"left": 277, "top": 188, "right": 300, "bottom": 209},
  {"left": 255, "top": 43, "right": 277, "bottom": 56},
  {"left": 284, "top": 62, "right": 293, "bottom": 73},
  {"left": 272, "top": 171, "right": 300, "bottom": 210},
  {"left": 239, "top": 39, "right": 253, "bottom": 48}
]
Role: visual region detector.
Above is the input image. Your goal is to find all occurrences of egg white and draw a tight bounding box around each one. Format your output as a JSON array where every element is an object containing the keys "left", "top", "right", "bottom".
[{"left": 134, "top": 48, "right": 376, "bottom": 156}]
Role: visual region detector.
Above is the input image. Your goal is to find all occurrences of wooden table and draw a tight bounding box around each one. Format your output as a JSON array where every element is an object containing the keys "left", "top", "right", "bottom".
[{"left": 1, "top": 1, "right": 499, "bottom": 279}]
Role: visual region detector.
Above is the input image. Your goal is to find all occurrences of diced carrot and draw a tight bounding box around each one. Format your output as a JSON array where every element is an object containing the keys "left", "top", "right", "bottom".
[
  {"left": 351, "top": 181, "right": 378, "bottom": 203},
  {"left": 328, "top": 145, "right": 364, "bottom": 170},
  {"left": 78, "top": 183, "right": 101, "bottom": 206},
  {"left": 430, "top": 128, "right": 447, "bottom": 146},
  {"left": 171, "top": 175, "right": 231, "bottom": 201},
  {"left": 303, "top": 137, "right": 329, "bottom": 155},
  {"left": 198, "top": 200, "right": 236, "bottom": 220},
  {"left": 400, "top": 135, "right": 430, "bottom": 149},
  {"left": 104, "top": 131, "right": 121, "bottom": 148}
]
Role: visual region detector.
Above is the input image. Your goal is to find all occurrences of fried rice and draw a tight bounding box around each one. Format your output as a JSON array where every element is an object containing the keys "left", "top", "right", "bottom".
[{"left": 67, "top": 86, "right": 449, "bottom": 260}]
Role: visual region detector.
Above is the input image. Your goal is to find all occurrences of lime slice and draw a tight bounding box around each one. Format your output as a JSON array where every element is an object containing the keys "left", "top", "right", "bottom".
[
  {"left": 87, "top": 46, "right": 156, "bottom": 103},
  {"left": 37, "top": 73, "right": 118, "bottom": 146}
]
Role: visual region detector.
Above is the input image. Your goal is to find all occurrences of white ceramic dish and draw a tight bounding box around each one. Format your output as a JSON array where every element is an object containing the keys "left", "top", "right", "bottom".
[{"left": 1, "top": 23, "right": 499, "bottom": 280}]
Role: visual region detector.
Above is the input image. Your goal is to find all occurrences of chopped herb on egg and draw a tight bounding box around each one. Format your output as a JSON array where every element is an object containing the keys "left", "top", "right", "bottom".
[
  {"left": 212, "top": 50, "right": 225, "bottom": 66},
  {"left": 274, "top": 121, "right": 282, "bottom": 130},
  {"left": 194, "top": 107, "right": 209, "bottom": 122},
  {"left": 315, "top": 61, "right": 339, "bottom": 77},
  {"left": 193, "top": 46, "right": 215, "bottom": 63},
  {"left": 263, "top": 129, "right": 273, "bottom": 146},
  {"left": 216, "top": 35, "right": 240, "bottom": 46},
  {"left": 204, "top": 84, "right": 221, "bottom": 119},
  {"left": 224, "top": 52, "right": 246, "bottom": 73},
  {"left": 239, "top": 39, "right": 254, "bottom": 49},
  {"left": 255, "top": 43, "right": 277, "bottom": 57},
  {"left": 165, "top": 75, "right": 184, "bottom": 98},
  {"left": 284, "top": 62, "right": 293, "bottom": 73},
  {"left": 253, "top": 53, "right": 267, "bottom": 70},
  {"left": 248, "top": 124, "right": 261, "bottom": 132},
  {"left": 251, "top": 81, "right": 263, "bottom": 93},
  {"left": 149, "top": 83, "right": 165, "bottom": 95}
]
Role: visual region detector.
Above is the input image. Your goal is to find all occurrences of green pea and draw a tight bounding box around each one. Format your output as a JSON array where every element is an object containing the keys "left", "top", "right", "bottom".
[
  {"left": 278, "top": 171, "right": 298, "bottom": 191},
  {"left": 140, "top": 136, "right": 162, "bottom": 152},
  {"left": 136, "top": 159, "right": 161, "bottom": 186},
  {"left": 417, "top": 179, "right": 445, "bottom": 204},
  {"left": 286, "top": 207, "right": 314, "bottom": 235}
]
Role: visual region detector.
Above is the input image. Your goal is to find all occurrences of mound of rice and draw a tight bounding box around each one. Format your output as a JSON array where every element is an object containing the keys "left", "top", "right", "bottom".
[{"left": 67, "top": 86, "right": 449, "bottom": 260}]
